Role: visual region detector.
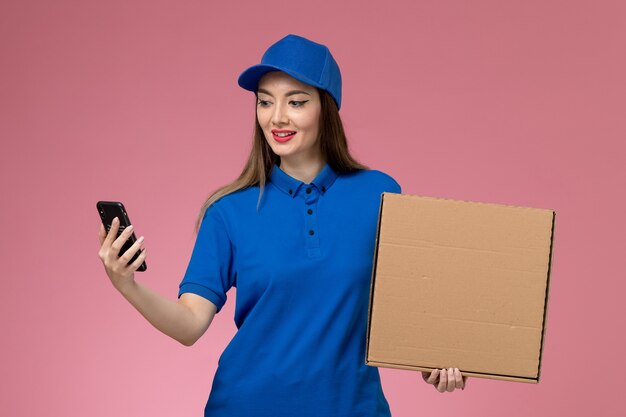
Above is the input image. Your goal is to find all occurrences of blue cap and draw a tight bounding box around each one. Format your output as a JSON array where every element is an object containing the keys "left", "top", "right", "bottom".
[{"left": 238, "top": 34, "right": 342, "bottom": 110}]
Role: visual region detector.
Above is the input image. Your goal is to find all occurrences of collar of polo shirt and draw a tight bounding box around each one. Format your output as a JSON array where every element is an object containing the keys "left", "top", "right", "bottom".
[{"left": 269, "top": 162, "right": 338, "bottom": 198}]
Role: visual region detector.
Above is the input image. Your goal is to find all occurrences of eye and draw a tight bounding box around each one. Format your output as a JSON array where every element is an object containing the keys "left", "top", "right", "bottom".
[
  {"left": 290, "top": 100, "right": 308, "bottom": 107},
  {"left": 256, "top": 99, "right": 271, "bottom": 107}
]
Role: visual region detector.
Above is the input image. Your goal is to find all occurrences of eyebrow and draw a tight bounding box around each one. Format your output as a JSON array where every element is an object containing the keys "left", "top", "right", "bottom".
[{"left": 256, "top": 88, "right": 311, "bottom": 97}]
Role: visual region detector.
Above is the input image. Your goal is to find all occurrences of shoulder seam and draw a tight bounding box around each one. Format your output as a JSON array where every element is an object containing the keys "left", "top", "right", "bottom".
[{"left": 207, "top": 201, "right": 233, "bottom": 245}]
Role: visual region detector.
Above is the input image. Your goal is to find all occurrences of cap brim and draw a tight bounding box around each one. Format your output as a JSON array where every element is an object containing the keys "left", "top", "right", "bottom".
[{"left": 237, "top": 64, "right": 323, "bottom": 93}]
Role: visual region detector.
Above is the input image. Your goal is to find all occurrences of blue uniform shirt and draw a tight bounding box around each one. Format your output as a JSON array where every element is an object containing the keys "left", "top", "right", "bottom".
[{"left": 178, "top": 161, "right": 402, "bottom": 417}]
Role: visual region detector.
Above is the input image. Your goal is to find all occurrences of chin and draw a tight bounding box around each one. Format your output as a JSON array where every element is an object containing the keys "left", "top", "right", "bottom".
[
  {"left": 272, "top": 149, "right": 294, "bottom": 157},
  {"left": 266, "top": 138, "right": 294, "bottom": 152}
]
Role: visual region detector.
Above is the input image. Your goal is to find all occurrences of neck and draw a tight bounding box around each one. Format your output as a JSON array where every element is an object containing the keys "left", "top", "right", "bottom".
[{"left": 279, "top": 157, "right": 327, "bottom": 184}]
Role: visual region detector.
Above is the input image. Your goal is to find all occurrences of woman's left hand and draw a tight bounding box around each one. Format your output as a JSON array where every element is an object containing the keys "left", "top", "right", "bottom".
[{"left": 421, "top": 368, "right": 467, "bottom": 393}]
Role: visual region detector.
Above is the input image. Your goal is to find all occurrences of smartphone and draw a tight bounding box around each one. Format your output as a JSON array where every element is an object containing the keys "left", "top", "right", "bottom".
[{"left": 96, "top": 201, "right": 147, "bottom": 272}]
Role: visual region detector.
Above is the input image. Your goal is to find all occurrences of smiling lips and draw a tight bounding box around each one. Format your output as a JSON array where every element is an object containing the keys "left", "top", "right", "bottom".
[{"left": 272, "top": 129, "right": 296, "bottom": 142}]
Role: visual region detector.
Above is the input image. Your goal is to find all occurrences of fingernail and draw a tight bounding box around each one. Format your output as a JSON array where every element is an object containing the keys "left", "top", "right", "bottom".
[
  {"left": 127, "top": 225, "right": 133, "bottom": 231},
  {"left": 113, "top": 217, "right": 118, "bottom": 223}
]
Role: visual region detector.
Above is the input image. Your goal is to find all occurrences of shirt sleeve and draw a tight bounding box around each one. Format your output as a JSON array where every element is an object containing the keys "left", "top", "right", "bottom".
[
  {"left": 387, "top": 175, "right": 402, "bottom": 194},
  {"left": 391, "top": 178, "right": 402, "bottom": 194},
  {"left": 178, "top": 202, "right": 235, "bottom": 314}
]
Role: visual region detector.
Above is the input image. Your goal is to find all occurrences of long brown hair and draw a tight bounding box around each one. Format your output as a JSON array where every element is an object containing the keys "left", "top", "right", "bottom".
[{"left": 193, "top": 88, "right": 370, "bottom": 235}]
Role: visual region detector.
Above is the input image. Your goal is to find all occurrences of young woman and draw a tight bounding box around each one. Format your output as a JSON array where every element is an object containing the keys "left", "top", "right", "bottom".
[{"left": 98, "top": 34, "right": 467, "bottom": 417}]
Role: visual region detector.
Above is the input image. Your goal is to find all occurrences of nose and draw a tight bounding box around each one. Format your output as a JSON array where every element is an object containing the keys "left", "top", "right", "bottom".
[{"left": 271, "top": 101, "right": 289, "bottom": 126}]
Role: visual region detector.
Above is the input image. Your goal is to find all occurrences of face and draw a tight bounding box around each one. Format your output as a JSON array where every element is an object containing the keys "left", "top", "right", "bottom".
[{"left": 256, "top": 71, "right": 322, "bottom": 164}]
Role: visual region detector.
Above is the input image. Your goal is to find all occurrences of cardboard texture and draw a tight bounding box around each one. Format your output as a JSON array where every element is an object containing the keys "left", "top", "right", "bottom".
[{"left": 365, "top": 193, "right": 555, "bottom": 383}]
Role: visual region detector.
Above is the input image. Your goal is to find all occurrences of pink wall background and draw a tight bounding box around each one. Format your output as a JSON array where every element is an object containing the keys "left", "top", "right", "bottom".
[{"left": 1, "top": 0, "right": 624, "bottom": 416}]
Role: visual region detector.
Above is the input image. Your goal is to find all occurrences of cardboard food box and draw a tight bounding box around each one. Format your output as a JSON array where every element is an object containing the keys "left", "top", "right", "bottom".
[{"left": 365, "top": 193, "right": 556, "bottom": 383}]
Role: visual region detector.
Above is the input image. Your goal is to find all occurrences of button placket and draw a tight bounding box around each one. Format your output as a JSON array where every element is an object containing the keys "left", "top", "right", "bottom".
[{"left": 303, "top": 186, "right": 321, "bottom": 257}]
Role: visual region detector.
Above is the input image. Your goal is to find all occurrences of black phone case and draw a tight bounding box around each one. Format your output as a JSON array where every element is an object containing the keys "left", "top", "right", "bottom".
[{"left": 96, "top": 201, "right": 147, "bottom": 271}]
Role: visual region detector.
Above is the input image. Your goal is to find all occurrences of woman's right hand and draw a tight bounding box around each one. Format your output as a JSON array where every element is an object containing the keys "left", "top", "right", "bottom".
[{"left": 98, "top": 217, "right": 147, "bottom": 294}]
